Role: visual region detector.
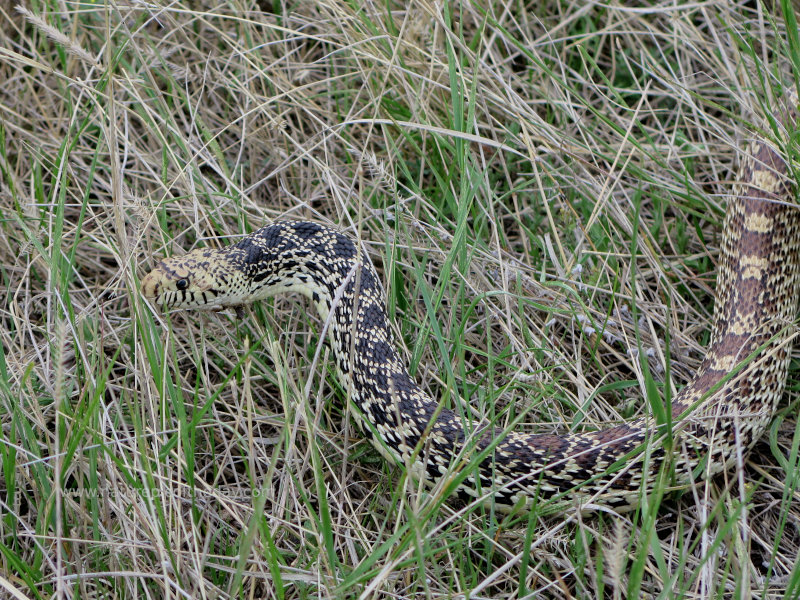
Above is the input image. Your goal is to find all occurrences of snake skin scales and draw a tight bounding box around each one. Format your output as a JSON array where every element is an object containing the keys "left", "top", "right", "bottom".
[{"left": 142, "top": 96, "right": 800, "bottom": 513}]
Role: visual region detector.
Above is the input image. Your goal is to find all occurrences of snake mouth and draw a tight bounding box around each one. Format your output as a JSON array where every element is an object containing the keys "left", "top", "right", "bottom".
[
  {"left": 172, "top": 289, "right": 228, "bottom": 311},
  {"left": 141, "top": 261, "right": 227, "bottom": 309}
]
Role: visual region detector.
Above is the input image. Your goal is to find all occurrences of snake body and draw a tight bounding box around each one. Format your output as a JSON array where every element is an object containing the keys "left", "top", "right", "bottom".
[{"left": 142, "top": 100, "right": 800, "bottom": 512}]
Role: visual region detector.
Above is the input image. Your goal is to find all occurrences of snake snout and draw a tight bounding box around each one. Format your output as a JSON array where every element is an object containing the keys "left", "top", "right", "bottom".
[
  {"left": 141, "top": 255, "right": 229, "bottom": 309},
  {"left": 141, "top": 268, "right": 163, "bottom": 301}
]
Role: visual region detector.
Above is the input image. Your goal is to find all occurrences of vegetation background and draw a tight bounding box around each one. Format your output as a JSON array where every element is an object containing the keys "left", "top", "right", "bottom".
[{"left": 2, "top": 1, "right": 800, "bottom": 598}]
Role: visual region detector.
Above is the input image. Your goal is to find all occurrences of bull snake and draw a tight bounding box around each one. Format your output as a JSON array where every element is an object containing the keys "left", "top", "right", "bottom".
[{"left": 142, "top": 94, "right": 800, "bottom": 513}]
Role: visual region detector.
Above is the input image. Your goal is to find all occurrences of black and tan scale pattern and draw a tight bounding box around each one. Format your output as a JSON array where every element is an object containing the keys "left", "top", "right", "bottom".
[{"left": 142, "top": 99, "right": 800, "bottom": 513}]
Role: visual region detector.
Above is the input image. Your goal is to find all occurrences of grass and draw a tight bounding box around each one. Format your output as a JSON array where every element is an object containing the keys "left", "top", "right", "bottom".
[{"left": 2, "top": 1, "right": 800, "bottom": 598}]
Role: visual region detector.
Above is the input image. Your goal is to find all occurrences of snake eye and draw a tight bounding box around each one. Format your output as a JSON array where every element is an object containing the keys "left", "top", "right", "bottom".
[{"left": 176, "top": 278, "right": 189, "bottom": 291}]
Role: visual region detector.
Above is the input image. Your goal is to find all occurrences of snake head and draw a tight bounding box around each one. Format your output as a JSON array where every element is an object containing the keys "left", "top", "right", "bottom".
[
  {"left": 142, "top": 248, "right": 239, "bottom": 310},
  {"left": 142, "top": 222, "right": 360, "bottom": 313}
]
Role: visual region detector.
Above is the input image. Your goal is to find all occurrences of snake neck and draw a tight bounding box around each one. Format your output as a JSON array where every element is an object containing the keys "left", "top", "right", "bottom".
[
  {"left": 226, "top": 221, "right": 426, "bottom": 434},
  {"left": 245, "top": 222, "right": 433, "bottom": 408}
]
